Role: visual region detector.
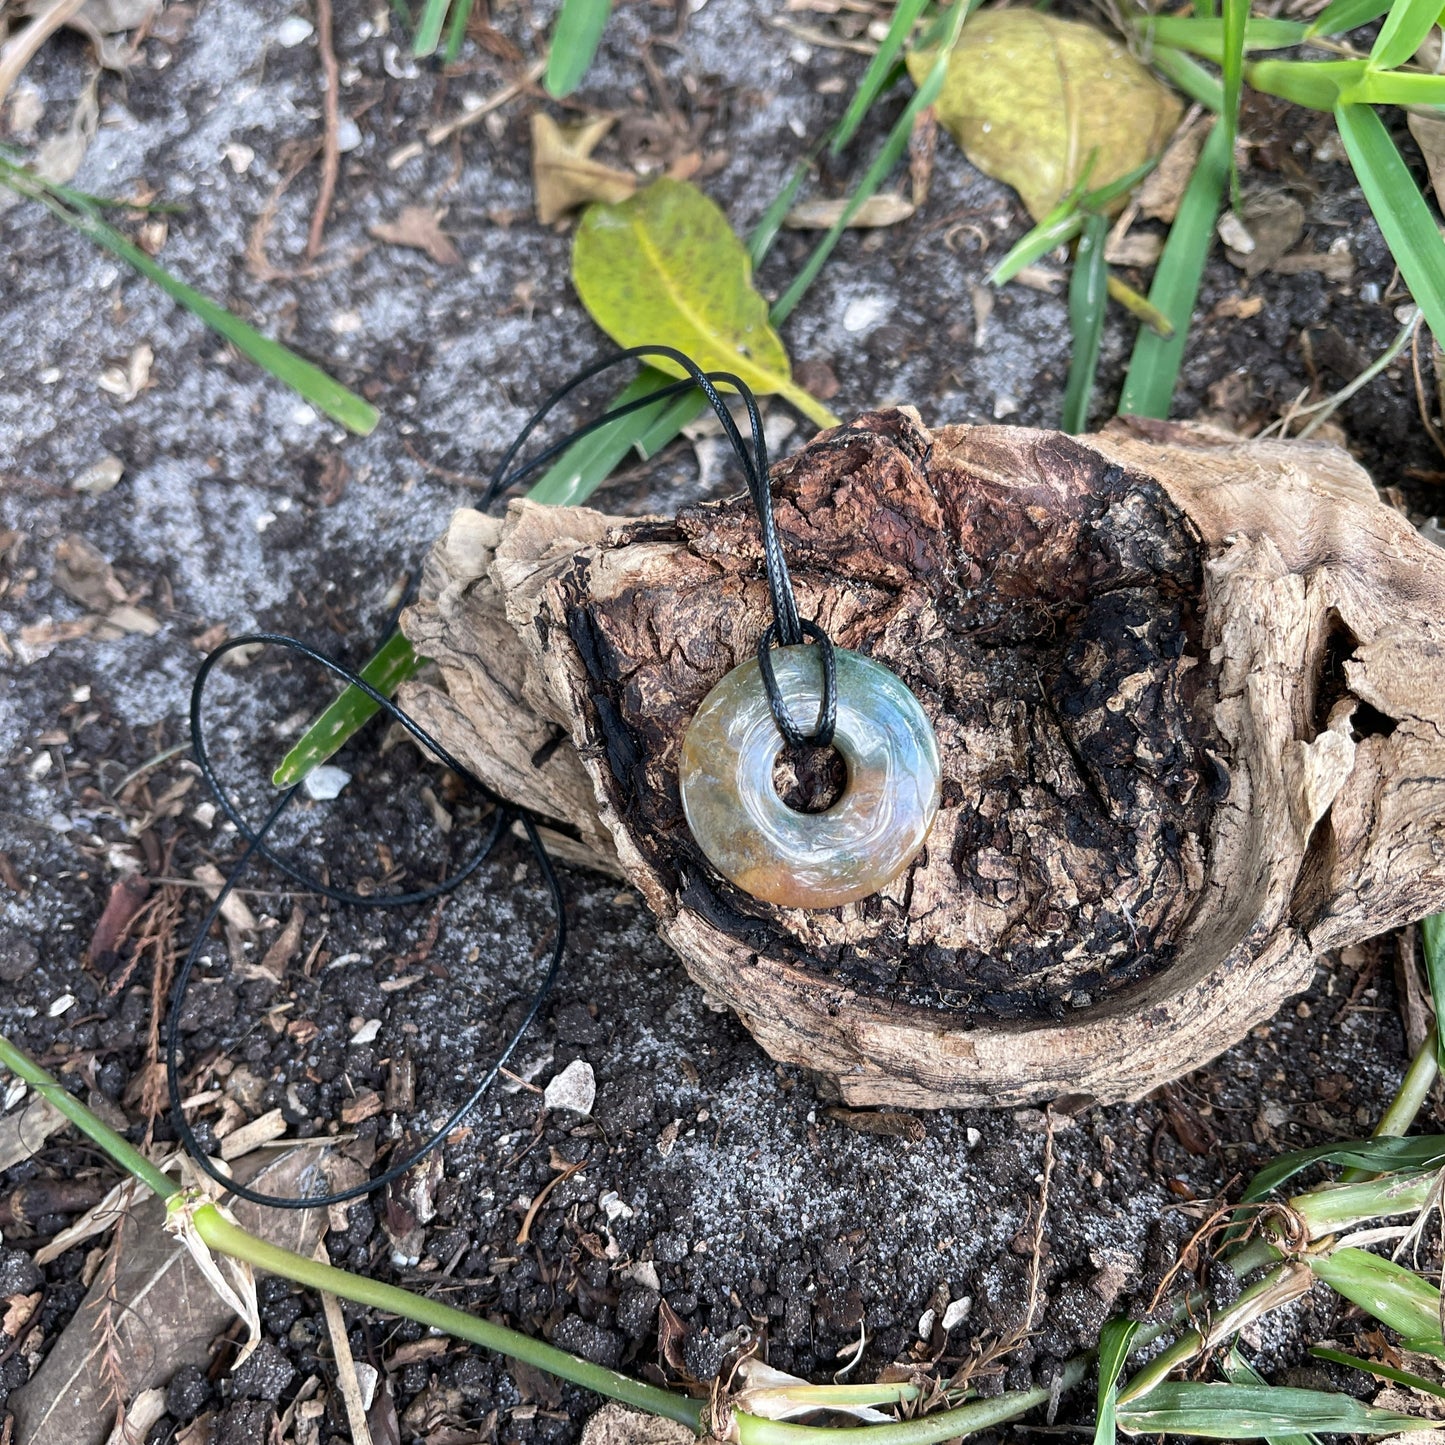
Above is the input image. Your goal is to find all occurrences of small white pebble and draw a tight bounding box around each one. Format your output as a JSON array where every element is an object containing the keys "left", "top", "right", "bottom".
[
  {"left": 350, "top": 1018, "right": 382, "bottom": 1045},
  {"left": 303, "top": 764, "right": 352, "bottom": 800},
  {"left": 966, "top": 1126, "right": 981, "bottom": 1147},
  {"left": 277, "top": 15, "right": 314, "bottom": 45},
  {"left": 72, "top": 455, "right": 123, "bottom": 495},
  {"left": 48, "top": 993, "right": 77, "bottom": 1017},
  {"left": 942, "top": 1298, "right": 971, "bottom": 1332},
  {"left": 223, "top": 142, "right": 255, "bottom": 174},
  {"left": 544, "top": 1059, "right": 596, "bottom": 1115},
  {"left": 842, "top": 294, "right": 889, "bottom": 334},
  {"left": 917, "top": 1307, "right": 936, "bottom": 1340},
  {"left": 337, "top": 117, "right": 362, "bottom": 152}
]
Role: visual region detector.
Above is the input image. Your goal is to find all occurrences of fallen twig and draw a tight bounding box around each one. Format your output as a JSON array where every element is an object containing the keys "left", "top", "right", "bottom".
[{"left": 307, "top": 0, "right": 341, "bottom": 261}]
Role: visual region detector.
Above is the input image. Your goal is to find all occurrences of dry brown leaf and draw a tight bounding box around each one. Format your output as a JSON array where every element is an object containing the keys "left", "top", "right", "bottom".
[
  {"left": 33, "top": 70, "right": 98, "bottom": 185},
  {"left": 1139, "top": 111, "right": 1211, "bottom": 223},
  {"left": 1221, "top": 192, "right": 1305, "bottom": 277},
  {"left": 783, "top": 192, "right": 916, "bottom": 230},
  {"left": 1104, "top": 230, "right": 1163, "bottom": 267},
  {"left": 531, "top": 112, "right": 637, "bottom": 226},
  {"left": 2, "top": 1292, "right": 42, "bottom": 1339},
  {"left": 53, "top": 534, "right": 125, "bottom": 611},
  {"left": 0, "top": 1095, "right": 68, "bottom": 1171},
  {"left": 1411, "top": 109, "right": 1445, "bottom": 214},
  {"left": 369, "top": 206, "right": 462, "bottom": 265}
]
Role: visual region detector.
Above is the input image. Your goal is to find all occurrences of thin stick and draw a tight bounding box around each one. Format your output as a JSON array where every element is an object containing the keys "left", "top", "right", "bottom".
[
  {"left": 426, "top": 59, "right": 546, "bottom": 146},
  {"left": 317, "top": 1241, "right": 375, "bottom": 1445},
  {"left": 307, "top": 0, "right": 341, "bottom": 261},
  {"left": 1412, "top": 323, "right": 1445, "bottom": 462}
]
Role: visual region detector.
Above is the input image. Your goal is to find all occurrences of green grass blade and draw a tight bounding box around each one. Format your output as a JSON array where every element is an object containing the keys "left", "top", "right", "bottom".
[
  {"left": 1221, "top": 0, "right": 1249, "bottom": 208},
  {"left": 443, "top": 0, "right": 476, "bottom": 61},
  {"left": 1247, "top": 58, "right": 1363, "bottom": 108},
  {"left": 1116, "top": 1382, "right": 1439, "bottom": 1437},
  {"left": 412, "top": 0, "right": 451, "bottom": 55},
  {"left": 1141, "top": 15, "right": 1308, "bottom": 58},
  {"left": 1241, "top": 1134, "right": 1445, "bottom": 1201},
  {"left": 272, "top": 632, "right": 425, "bottom": 787},
  {"left": 1288, "top": 1169, "right": 1438, "bottom": 1237},
  {"left": 1307, "top": 0, "right": 1391, "bottom": 36},
  {"left": 1343, "top": 69, "right": 1445, "bottom": 103},
  {"left": 1310, "top": 1246, "right": 1445, "bottom": 1344},
  {"left": 1106, "top": 275, "right": 1176, "bottom": 336},
  {"left": 771, "top": 0, "right": 970, "bottom": 324},
  {"left": 1151, "top": 44, "right": 1226, "bottom": 110},
  {"left": 526, "top": 369, "right": 687, "bottom": 505},
  {"left": 990, "top": 211, "right": 1085, "bottom": 286},
  {"left": 545, "top": 0, "right": 612, "bottom": 98},
  {"left": 831, "top": 0, "right": 928, "bottom": 154},
  {"left": 1222, "top": 1350, "right": 1319, "bottom": 1445},
  {"left": 1094, "top": 1319, "right": 1141, "bottom": 1445},
  {"left": 1062, "top": 212, "right": 1109, "bottom": 434},
  {"left": 0, "top": 157, "right": 379, "bottom": 435},
  {"left": 1312, "top": 1346, "right": 1445, "bottom": 1399},
  {"left": 1117, "top": 117, "right": 1230, "bottom": 419},
  {"left": 1370, "top": 0, "right": 1445, "bottom": 70},
  {"left": 1426, "top": 914, "right": 1445, "bottom": 1073},
  {"left": 1336, "top": 102, "right": 1445, "bottom": 343}
]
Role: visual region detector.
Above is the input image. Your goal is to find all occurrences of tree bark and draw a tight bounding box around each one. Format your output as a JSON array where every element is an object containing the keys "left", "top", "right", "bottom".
[{"left": 399, "top": 410, "right": 1445, "bottom": 1108}]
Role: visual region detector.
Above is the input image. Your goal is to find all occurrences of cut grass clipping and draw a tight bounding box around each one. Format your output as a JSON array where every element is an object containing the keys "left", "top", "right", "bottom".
[
  {"left": 0, "top": 154, "right": 379, "bottom": 436},
  {"left": 8, "top": 1006, "right": 1445, "bottom": 1439}
]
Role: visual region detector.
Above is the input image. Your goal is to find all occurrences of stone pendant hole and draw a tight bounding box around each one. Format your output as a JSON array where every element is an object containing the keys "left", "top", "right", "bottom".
[{"left": 773, "top": 741, "right": 847, "bottom": 814}]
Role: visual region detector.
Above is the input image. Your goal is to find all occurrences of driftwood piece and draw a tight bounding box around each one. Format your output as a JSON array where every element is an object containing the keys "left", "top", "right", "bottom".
[{"left": 400, "top": 410, "right": 1445, "bottom": 1108}]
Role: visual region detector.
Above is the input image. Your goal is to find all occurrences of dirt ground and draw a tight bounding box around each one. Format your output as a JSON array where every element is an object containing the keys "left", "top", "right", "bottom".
[{"left": 1, "top": 0, "right": 1440, "bottom": 1442}]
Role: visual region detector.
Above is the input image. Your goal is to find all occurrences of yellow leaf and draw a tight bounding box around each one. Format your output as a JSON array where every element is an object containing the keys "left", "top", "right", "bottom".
[
  {"left": 908, "top": 9, "right": 1181, "bottom": 223},
  {"left": 572, "top": 178, "right": 840, "bottom": 429}
]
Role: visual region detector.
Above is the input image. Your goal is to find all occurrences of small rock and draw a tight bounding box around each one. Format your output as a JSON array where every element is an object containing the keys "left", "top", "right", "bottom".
[
  {"left": 0, "top": 939, "right": 38, "bottom": 983},
  {"left": 616, "top": 1284, "right": 660, "bottom": 1340},
  {"left": 222, "top": 142, "right": 254, "bottom": 174},
  {"left": 166, "top": 1363, "right": 213, "bottom": 1420},
  {"left": 230, "top": 1339, "right": 296, "bottom": 1402},
  {"left": 552, "top": 1315, "right": 622, "bottom": 1368},
  {"left": 0, "top": 1248, "right": 43, "bottom": 1296},
  {"left": 276, "top": 15, "right": 314, "bottom": 45},
  {"left": 337, "top": 117, "right": 362, "bottom": 152},
  {"left": 544, "top": 1058, "right": 596, "bottom": 1115},
  {"left": 842, "top": 294, "right": 889, "bottom": 335},
  {"left": 349, "top": 1018, "right": 382, "bottom": 1046},
  {"left": 71, "top": 455, "right": 123, "bottom": 495},
  {"left": 302, "top": 764, "right": 350, "bottom": 801},
  {"left": 917, "top": 1306, "right": 936, "bottom": 1340},
  {"left": 941, "top": 1297, "right": 971, "bottom": 1332}
]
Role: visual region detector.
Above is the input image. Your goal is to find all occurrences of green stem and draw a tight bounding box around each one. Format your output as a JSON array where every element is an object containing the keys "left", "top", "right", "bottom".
[
  {"left": 734, "top": 1360, "right": 1088, "bottom": 1445},
  {"left": 0, "top": 1035, "right": 177, "bottom": 1200},
  {"left": 193, "top": 1204, "right": 702, "bottom": 1427},
  {"left": 1341, "top": 1026, "right": 1439, "bottom": 1182}
]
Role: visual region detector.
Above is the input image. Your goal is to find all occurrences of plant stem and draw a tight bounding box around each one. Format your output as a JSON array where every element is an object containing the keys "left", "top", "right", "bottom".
[
  {"left": 733, "top": 1358, "right": 1089, "bottom": 1445},
  {"left": 192, "top": 1203, "right": 703, "bottom": 1427},
  {"left": 0, "top": 1034, "right": 177, "bottom": 1200},
  {"left": 1340, "top": 1026, "right": 1439, "bottom": 1182}
]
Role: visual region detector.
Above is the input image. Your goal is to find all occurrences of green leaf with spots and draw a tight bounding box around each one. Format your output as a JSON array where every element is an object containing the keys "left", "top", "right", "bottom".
[{"left": 571, "top": 178, "right": 840, "bottom": 430}]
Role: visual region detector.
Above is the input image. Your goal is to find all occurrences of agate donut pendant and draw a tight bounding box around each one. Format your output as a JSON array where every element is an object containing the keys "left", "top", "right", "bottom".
[{"left": 679, "top": 645, "right": 941, "bottom": 909}]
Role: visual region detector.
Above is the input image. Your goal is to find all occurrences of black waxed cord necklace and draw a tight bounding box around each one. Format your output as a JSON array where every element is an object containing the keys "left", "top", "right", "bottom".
[{"left": 167, "top": 350, "right": 837, "bottom": 1210}]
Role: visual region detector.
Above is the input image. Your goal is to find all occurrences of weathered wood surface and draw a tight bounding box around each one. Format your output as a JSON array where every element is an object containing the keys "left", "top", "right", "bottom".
[{"left": 400, "top": 410, "right": 1445, "bottom": 1107}]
